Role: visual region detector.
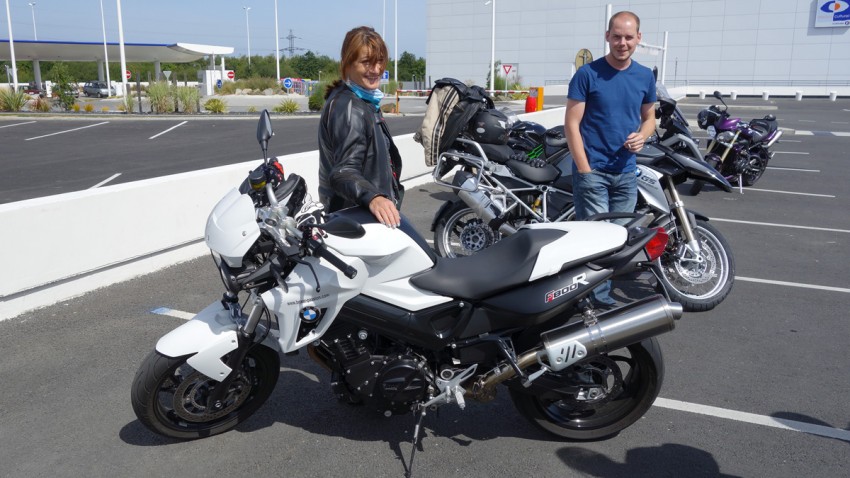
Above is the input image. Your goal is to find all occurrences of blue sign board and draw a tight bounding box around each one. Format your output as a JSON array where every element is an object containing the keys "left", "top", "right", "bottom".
[
  {"left": 380, "top": 70, "right": 389, "bottom": 84},
  {"left": 283, "top": 77, "right": 293, "bottom": 89},
  {"left": 216, "top": 79, "right": 222, "bottom": 89}
]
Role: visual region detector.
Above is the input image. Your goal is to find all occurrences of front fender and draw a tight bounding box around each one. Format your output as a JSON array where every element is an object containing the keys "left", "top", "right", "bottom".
[{"left": 156, "top": 301, "right": 239, "bottom": 381}]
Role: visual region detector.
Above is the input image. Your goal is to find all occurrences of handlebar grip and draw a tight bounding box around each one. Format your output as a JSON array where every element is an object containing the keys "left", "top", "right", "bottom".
[{"left": 309, "top": 239, "right": 357, "bottom": 279}]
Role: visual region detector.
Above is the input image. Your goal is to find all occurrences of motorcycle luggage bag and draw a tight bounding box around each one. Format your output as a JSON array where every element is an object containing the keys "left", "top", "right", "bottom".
[{"left": 415, "top": 78, "right": 494, "bottom": 167}]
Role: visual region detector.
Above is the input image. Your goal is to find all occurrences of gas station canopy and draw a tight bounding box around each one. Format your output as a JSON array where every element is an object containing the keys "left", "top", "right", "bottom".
[{"left": 0, "top": 40, "right": 233, "bottom": 62}]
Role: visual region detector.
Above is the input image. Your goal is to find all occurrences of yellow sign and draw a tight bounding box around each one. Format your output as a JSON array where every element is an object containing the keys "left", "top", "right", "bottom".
[{"left": 575, "top": 49, "right": 593, "bottom": 69}]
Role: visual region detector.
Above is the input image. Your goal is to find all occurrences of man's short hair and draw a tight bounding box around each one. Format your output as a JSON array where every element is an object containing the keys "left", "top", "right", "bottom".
[{"left": 608, "top": 11, "right": 641, "bottom": 33}]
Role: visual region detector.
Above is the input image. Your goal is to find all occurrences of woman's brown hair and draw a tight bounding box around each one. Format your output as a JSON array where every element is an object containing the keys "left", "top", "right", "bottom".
[{"left": 325, "top": 26, "right": 388, "bottom": 98}]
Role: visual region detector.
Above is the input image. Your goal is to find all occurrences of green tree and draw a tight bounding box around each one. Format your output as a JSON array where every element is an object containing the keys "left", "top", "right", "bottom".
[
  {"left": 396, "top": 51, "right": 425, "bottom": 82},
  {"left": 49, "top": 62, "right": 77, "bottom": 110}
]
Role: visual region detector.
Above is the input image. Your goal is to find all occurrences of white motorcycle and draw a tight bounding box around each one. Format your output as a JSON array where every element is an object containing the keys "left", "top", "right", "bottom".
[{"left": 131, "top": 111, "right": 682, "bottom": 470}]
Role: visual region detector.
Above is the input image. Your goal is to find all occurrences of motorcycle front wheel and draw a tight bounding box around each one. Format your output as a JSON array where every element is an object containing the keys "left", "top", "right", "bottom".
[
  {"left": 131, "top": 345, "right": 280, "bottom": 439},
  {"left": 433, "top": 201, "right": 503, "bottom": 258},
  {"left": 510, "top": 338, "right": 664, "bottom": 441},
  {"left": 656, "top": 219, "right": 735, "bottom": 312}
]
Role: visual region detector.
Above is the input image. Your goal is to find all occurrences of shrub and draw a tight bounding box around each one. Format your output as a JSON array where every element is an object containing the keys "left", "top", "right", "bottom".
[
  {"left": 380, "top": 103, "right": 396, "bottom": 114},
  {"left": 49, "top": 62, "right": 77, "bottom": 111},
  {"left": 101, "top": 106, "right": 110, "bottom": 113},
  {"left": 247, "top": 105, "right": 257, "bottom": 113},
  {"left": 147, "top": 81, "right": 173, "bottom": 113},
  {"left": 84, "top": 103, "right": 94, "bottom": 113},
  {"left": 0, "top": 87, "right": 29, "bottom": 111},
  {"left": 72, "top": 103, "right": 81, "bottom": 112},
  {"left": 175, "top": 86, "right": 200, "bottom": 113},
  {"left": 273, "top": 98, "right": 299, "bottom": 114},
  {"left": 204, "top": 98, "right": 227, "bottom": 113},
  {"left": 31, "top": 95, "right": 51, "bottom": 112},
  {"left": 308, "top": 82, "right": 328, "bottom": 111},
  {"left": 121, "top": 93, "right": 135, "bottom": 113}
]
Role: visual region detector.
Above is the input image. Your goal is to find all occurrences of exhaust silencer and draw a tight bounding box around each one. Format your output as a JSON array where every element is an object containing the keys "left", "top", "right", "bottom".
[
  {"left": 540, "top": 294, "right": 681, "bottom": 372},
  {"left": 454, "top": 173, "right": 518, "bottom": 236}
]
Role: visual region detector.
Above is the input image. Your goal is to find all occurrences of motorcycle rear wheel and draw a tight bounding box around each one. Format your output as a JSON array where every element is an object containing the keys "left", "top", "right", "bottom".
[
  {"left": 510, "top": 338, "right": 663, "bottom": 441},
  {"left": 433, "top": 201, "right": 502, "bottom": 258},
  {"left": 131, "top": 345, "right": 280, "bottom": 439},
  {"left": 741, "top": 150, "right": 768, "bottom": 186},
  {"left": 656, "top": 219, "right": 734, "bottom": 312}
]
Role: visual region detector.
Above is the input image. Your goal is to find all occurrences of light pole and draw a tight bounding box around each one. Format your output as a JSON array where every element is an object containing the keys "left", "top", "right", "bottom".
[
  {"left": 318, "top": 70, "right": 322, "bottom": 83},
  {"left": 27, "top": 2, "right": 36, "bottom": 40},
  {"left": 5, "top": 0, "right": 19, "bottom": 90},
  {"left": 99, "top": 0, "right": 111, "bottom": 96},
  {"left": 117, "top": 0, "right": 128, "bottom": 99},
  {"left": 274, "top": 0, "right": 280, "bottom": 81},
  {"left": 243, "top": 6, "right": 251, "bottom": 67},
  {"left": 393, "top": 0, "right": 397, "bottom": 85},
  {"left": 484, "top": 0, "right": 495, "bottom": 93}
]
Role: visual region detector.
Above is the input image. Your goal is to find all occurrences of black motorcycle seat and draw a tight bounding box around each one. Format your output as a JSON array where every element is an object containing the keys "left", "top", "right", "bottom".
[
  {"left": 545, "top": 135, "right": 568, "bottom": 148},
  {"left": 411, "top": 228, "right": 566, "bottom": 300},
  {"left": 506, "top": 159, "right": 560, "bottom": 184},
  {"left": 749, "top": 118, "right": 778, "bottom": 144}
]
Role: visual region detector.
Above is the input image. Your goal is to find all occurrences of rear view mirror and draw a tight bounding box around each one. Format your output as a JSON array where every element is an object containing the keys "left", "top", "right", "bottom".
[
  {"left": 712, "top": 91, "right": 723, "bottom": 100},
  {"left": 256, "top": 109, "right": 274, "bottom": 160}
]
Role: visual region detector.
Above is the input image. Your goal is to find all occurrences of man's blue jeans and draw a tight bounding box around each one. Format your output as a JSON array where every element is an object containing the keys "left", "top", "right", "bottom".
[{"left": 572, "top": 169, "right": 638, "bottom": 305}]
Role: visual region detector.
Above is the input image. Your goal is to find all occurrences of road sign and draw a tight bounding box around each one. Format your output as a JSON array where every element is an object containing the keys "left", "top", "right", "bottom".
[
  {"left": 575, "top": 49, "right": 593, "bottom": 69},
  {"left": 125, "top": 70, "right": 131, "bottom": 80},
  {"left": 227, "top": 70, "right": 235, "bottom": 80},
  {"left": 163, "top": 70, "right": 172, "bottom": 81},
  {"left": 502, "top": 64, "right": 513, "bottom": 76},
  {"left": 380, "top": 70, "right": 389, "bottom": 84},
  {"left": 216, "top": 79, "right": 222, "bottom": 89},
  {"left": 283, "top": 77, "right": 293, "bottom": 89}
]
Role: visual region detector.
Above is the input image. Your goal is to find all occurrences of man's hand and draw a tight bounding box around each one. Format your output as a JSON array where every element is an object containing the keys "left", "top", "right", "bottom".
[
  {"left": 624, "top": 132, "right": 646, "bottom": 152},
  {"left": 369, "top": 195, "right": 401, "bottom": 228}
]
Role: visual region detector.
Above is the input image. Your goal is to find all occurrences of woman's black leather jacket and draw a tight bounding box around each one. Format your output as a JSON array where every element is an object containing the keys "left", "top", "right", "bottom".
[{"left": 318, "top": 83, "right": 403, "bottom": 213}]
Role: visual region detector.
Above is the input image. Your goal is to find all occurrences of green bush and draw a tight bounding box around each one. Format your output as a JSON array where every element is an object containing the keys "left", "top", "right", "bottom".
[
  {"left": 0, "top": 87, "right": 28, "bottom": 111},
  {"left": 120, "top": 93, "right": 135, "bottom": 113},
  {"left": 31, "top": 95, "right": 51, "bottom": 112},
  {"left": 49, "top": 62, "right": 77, "bottom": 111},
  {"left": 273, "top": 98, "right": 299, "bottom": 114},
  {"left": 204, "top": 98, "right": 227, "bottom": 114},
  {"left": 147, "top": 82, "right": 173, "bottom": 113},
  {"left": 308, "top": 82, "right": 328, "bottom": 111},
  {"left": 175, "top": 86, "right": 200, "bottom": 113},
  {"left": 216, "top": 78, "right": 281, "bottom": 95},
  {"left": 247, "top": 105, "right": 258, "bottom": 113}
]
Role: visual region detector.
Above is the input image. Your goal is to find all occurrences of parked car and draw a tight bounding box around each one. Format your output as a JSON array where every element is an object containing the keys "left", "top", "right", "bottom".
[
  {"left": 22, "top": 82, "right": 46, "bottom": 97},
  {"left": 83, "top": 81, "right": 115, "bottom": 98}
]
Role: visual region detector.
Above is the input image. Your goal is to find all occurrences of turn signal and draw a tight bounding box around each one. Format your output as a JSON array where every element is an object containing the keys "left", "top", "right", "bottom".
[{"left": 645, "top": 227, "right": 669, "bottom": 261}]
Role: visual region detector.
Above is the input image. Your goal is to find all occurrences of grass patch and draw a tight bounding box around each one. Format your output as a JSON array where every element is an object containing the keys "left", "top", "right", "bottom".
[
  {"left": 203, "top": 98, "right": 227, "bottom": 114},
  {"left": 273, "top": 98, "right": 299, "bottom": 114}
]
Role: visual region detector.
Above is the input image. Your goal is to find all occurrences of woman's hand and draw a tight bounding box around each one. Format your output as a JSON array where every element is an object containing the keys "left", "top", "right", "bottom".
[{"left": 369, "top": 195, "right": 401, "bottom": 228}]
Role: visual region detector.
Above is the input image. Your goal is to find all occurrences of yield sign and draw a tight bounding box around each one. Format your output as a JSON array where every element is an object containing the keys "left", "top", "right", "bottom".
[{"left": 502, "top": 64, "right": 513, "bottom": 76}]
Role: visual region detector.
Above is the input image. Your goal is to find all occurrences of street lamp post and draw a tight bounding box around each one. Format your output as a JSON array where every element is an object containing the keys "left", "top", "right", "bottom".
[
  {"left": 485, "top": 0, "right": 495, "bottom": 94},
  {"left": 5, "top": 0, "right": 19, "bottom": 90},
  {"left": 243, "top": 6, "right": 251, "bottom": 67},
  {"left": 274, "top": 0, "right": 280, "bottom": 82},
  {"left": 318, "top": 70, "right": 322, "bottom": 83},
  {"left": 99, "top": 0, "right": 111, "bottom": 96},
  {"left": 28, "top": 2, "right": 36, "bottom": 40}
]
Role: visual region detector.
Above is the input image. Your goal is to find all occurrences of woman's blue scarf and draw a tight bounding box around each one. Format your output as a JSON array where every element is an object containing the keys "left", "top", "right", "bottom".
[{"left": 346, "top": 80, "right": 384, "bottom": 111}]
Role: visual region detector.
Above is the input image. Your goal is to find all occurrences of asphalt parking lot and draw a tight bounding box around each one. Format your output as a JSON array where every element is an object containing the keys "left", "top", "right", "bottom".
[{"left": 1, "top": 97, "right": 849, "bottom": 477}]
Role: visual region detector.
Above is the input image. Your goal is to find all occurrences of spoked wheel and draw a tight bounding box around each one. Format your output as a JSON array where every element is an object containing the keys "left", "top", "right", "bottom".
[
  {"left": 131, "top": 345, "right": 280, "bottom": 439},
  {"left": 510, "top": 339, "right": 664, "bottom": 440},
  {"left": 741, "top": 150, "right": 768, "bottom": 186},
  {"left": 433, "top": 202, "right": 502, "bottom": 258},
  {"left": 656, "top": 219, "right": 735, "bottom": 312}
]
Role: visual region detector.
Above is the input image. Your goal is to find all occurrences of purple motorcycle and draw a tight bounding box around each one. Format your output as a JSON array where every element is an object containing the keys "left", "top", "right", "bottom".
[{"left": 690, "top": 90, "right": 782, "bottom": 195}]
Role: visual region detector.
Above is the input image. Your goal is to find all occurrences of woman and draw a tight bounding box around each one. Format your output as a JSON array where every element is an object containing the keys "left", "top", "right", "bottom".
[{"left": 318, "top": 26, "right": 403, "bottom": 228}]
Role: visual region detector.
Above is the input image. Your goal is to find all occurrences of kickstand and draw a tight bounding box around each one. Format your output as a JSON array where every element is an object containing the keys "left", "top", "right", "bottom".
[{"left": 405, "top": 406, "right": 427, "bottom": 478}]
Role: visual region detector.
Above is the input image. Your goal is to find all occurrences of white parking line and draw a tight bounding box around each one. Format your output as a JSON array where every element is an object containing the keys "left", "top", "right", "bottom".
[
  {"left": 0, "top": 120, "right": 36, "bottom": 129},
  {"left": 767, "top": 167, "right": 819, "bottom": 172},
  {"left": 745, "top": 188, "right": 835, "bottom": 198},
  {"left": 772, "top": 151, "right": 809, "bottom": 155},
  {"left": 89, "top": 173, "right": 122, "bottom": 189},
  {"left": 654, "top": 398, "right": 850, "bottom": 442},
  {"left": 150, "top": 307, "right": 195, "bottom": 320},
  {"left": 736, "top": 276, "right": 850, "bottom": 293},
  {"left": 149, "top": 121, "right": 188, "bottom": 140},
  {"left": 25, "top": 121, "right": 109, "bottom": 141},
  {"left": 711, "top": 217, "right": 849, "bottom": 233}
]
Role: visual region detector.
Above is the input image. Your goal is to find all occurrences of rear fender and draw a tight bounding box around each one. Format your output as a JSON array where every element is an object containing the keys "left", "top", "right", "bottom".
[
  {"left": 155, "top": 301, "right": 277, "bottom": 382},
  {"left": 431, "top": 197, "right": 462, "bottom": 231}
]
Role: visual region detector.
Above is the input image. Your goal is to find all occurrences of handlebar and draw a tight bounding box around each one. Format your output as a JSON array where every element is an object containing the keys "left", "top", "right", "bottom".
[{"left": 307, "top": 238, "right": 358, "bottom": 279}]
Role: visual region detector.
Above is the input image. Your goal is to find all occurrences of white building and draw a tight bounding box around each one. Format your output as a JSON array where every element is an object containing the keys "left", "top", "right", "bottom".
[{"left": 425, "top": 0, "right": 850, "bottom": 96}]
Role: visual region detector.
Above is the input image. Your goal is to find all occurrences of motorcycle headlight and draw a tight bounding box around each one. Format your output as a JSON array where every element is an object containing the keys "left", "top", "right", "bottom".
[{"left": 715, "top": 131, "right": 735, "bottom": 146}]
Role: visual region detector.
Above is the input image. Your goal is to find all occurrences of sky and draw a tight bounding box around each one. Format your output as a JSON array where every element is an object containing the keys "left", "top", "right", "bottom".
[{"left": 2, "top": 0, "right": 427, "bottom": 59}]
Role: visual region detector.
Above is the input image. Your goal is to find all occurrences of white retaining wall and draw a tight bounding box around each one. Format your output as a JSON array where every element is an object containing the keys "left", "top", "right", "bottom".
[{"left": 0, "top": 107, "right": 567, "bottom": 320}]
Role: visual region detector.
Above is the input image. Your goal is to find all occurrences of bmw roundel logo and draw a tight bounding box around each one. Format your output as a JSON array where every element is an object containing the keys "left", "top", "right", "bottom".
[{"left": 300, "top": 306, "right": 321, "bottom": 323}]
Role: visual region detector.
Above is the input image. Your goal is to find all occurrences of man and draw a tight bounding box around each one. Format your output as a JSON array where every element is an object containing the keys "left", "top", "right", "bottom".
[{"left": 564, "top": 10, "right": 657, "bottom": 308}]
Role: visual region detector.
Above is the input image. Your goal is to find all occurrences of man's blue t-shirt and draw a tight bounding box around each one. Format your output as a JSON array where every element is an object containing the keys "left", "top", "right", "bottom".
[{"left": 568, "top": 58, "right": 656, "bottom": 173}]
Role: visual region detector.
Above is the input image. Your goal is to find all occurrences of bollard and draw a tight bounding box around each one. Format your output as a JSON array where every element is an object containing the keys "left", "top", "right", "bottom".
[
  {"left": 795, "top": 91, "right": 803, "bottom": 101},
  {"left": 762, "top": 91, "right": 770, "bottom": 100},
  {"left": 730, "top": 90, "right": 737, "bottom": 100},
  {"left": 699, "top": 90, "right": 705, "bottom": 99},
  {"left": 829, "top": 91, "right": 838, "bottom": 101}
]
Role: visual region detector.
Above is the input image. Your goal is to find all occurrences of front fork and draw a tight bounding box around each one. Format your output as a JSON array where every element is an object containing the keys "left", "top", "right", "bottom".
[{"left": 665, "top": 176, "right": 703, "bottom": 265}]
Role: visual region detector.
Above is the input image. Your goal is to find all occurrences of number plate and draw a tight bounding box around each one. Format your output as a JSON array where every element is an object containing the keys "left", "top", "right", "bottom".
[{"left": 707, "top": 126, "right": 716, "bottom": 138}]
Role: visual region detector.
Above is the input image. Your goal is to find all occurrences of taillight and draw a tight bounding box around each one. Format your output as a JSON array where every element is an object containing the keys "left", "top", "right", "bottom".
[{"left": 645, "top": 227, "right": 669, "bottom": 261}]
